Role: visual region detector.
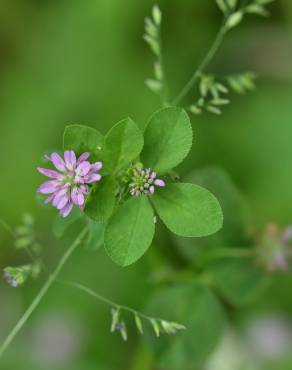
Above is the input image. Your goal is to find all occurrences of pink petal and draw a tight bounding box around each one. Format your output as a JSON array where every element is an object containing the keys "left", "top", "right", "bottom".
[
  {"left": 50, "top": 153, "right": 65, "bottom": 172},
  {"left": 71, "top": 187, "right": 84, "bottom": 206},
  {"left": 52, "top": 188, "right": 69, "bottom": 207},
  {"left": 77, "top": 152, "right": 90, "bottom": 165},
  {"left": 154, "top": 179, "right": 165, "bottom": 187},
  {"left": 149, "top": 186, "right": 155, "bottom": 194},
  {"left": 90, "top": 162, "right": 103, "bottom": 172},
  {"left": 76, "top": 161, "right": 91, "bottom": 176},
  {"left": 37, "top": 167, "right": 62, "bottom": 179},
  {"left": 56, "top": 194, "right": 70, "bottom": 210},
  {"left": 38, "top": 180, "right": 59, "bottom": 194},
  {"left": 86, "top": 173, "right": 102, "bottom": 183},
  {"left": 64, "top": 150, "right": 76, "bottom": 171},
  {"left": 60, "top": 202, "right": 73, "bottom": 218},
  {"left": 80, "top": 185, "right": 89, "bottom": 194},
  {"left": 44, "top": 195, "right": 54, "bottom": 204}
]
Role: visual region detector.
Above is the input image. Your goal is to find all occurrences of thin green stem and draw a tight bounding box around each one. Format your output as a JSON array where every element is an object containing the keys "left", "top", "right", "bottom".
[
  {"left": 58, "top": 279, "right": 165, "bottom": 323},
  {"left": 198, "top": 247, "right": 254, "bottom": 266},
  {"left": 172, "top": 24, "right": 227, "bottom": 105},
  {"left": 0, "top": 219, "right": 15, "bottom": 238},
  {"left": 0, "top": 227, "right": 88, "bottom": 359}
]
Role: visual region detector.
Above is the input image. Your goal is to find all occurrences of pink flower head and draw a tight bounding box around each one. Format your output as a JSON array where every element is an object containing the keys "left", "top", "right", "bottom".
[
  {"left": 37, "top": 150, "right": 102, "bottom": 217},
  {"left": 129, "top": 166, "right": 165, "bottom": 196}
]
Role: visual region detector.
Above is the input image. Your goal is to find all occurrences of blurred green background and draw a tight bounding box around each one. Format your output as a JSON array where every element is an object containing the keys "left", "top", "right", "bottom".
[{"left": 0, "top": 0, "right": 292, "bottom": 369}]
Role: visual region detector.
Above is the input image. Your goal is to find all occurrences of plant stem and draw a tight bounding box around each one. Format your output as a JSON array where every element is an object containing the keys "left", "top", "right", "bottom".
[
  {"left": 58, "top": 279, "right": 166, "bottom": 323},
  {"left": 198, "top": 247, "right": 254, "bottom": 266},
  {"left": 0, "top": 227, "right": 88, "bottom": 359},
  {"left": 172, "top": 24, "right": 227, "bottom": 105},
  {"left": 0, "top": 218, "right": 15, "bottom": 238}
]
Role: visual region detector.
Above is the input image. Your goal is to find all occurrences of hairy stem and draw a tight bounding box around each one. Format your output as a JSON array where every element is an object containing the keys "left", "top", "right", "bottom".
[
  {"left": 0, "top": 227, "right": 88, "bottom": 359},
  {"left": 172, "top": 23, "right": 227, "bottom": 105}
]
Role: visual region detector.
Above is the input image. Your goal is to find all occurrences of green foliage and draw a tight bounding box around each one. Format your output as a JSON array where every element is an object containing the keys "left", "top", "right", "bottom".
[
  {"left": 85, "top": 176, "right": 116, "bottom": 223},
  {"left": 225, "top": 11, "right": 244, "bottom": 29},
  {"left": 227, "top": 73, "right": 256, "bottom": 94},
  {"left": 141, "top": 107, "right": 192, "bottom": 174},
  {"left": 63, "top": 124, "right": 104, "bottom": 161},
  {"left": 189, "top": 73, "right": 256, "bottom": 116},
  {"left": 3, "top": 265, "right": 35, "bottom": 288},
  {"left": 144, "top": 5, "right": 166, "bottom": 103},
  {"left": 174, "top": 167, "right": 250, "bottom": 263},
  {"left": 217, "top": 0, "right": 273, "bottom": 18},
  {"left": 84, "top": 220, "right": 105, "bottom": 250},
  {"left": 104, "top": 196, "right": 155, "bottom": 266},
  {"left": 145, "top": 282, "right": 225, "bottom": 370},
  {"left": 59, "top": 107, "right": 223, "bottom": 266},
  {"left": 104, "top": 118, "right": 144, "bottom": 173},
  {"left": 208, "top": 258, "right": 269, "bottom": 306},
  {"left": 53, "top": 208, "right": 83, "bottom": 238},
  {"left": 14, "top": 214, "right": 39, "bottom": 250},
  {"left": 152, "top": 183, "right": 223, "bottom": 237}
]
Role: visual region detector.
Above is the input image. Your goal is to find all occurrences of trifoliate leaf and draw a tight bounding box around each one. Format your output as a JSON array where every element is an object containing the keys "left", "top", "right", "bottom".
[
  {"left": 141, "top": 107, "right": 192, "bottom": 174},
  {"left": 104, "top": 196, "right": 155, "bottom": 266},
  {"left": 152, "top": 183, "right": 223, "bottom": 237},
  {"left": 104, "top": 118, "right": 144, "bottom": 173},
  {"left": 63, "top": 124, "right": 104, "bottom": 162}
]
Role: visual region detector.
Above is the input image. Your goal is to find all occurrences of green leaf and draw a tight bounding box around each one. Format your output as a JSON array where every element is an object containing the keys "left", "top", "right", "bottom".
[
  {"left": 208, "top": 258, "right": 269, "bottom": 306},
  {"left": 84, "top": 177, "right": 116, "bottom": 223},
  {"left": 144, "top": 282, "right": 225, "bottom": 370},
  {"left": 63, "top": 124, "right": 104, "bottom": 161},
  {"left": 104, "top": 118, "right": 144, "bottom": 173},
  {"left": 53, "top": 207, "right": 83, "bottom": 239},
  {"left": 174, "top": 167, "right": 250, "bottom": 263},
  {"left": 84, "top": 220, "right": 105, "bottom": 250},
  {"left": 141, "top": 107, "right": 192, "bottom": 174},
  {"left": 152, "top": 183, "right": 223, "bottom": 237},
  {"left": 104, "top": 196, "right": 155, "bottom": 266}
]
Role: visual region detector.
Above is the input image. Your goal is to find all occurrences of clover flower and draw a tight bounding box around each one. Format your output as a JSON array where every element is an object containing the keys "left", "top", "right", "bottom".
[
  {"left": 129, "top": 165, "right": 165, "bottom": 196},
  {"left": 37, "top": 151, "right": 102, "bottom": 217}
]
